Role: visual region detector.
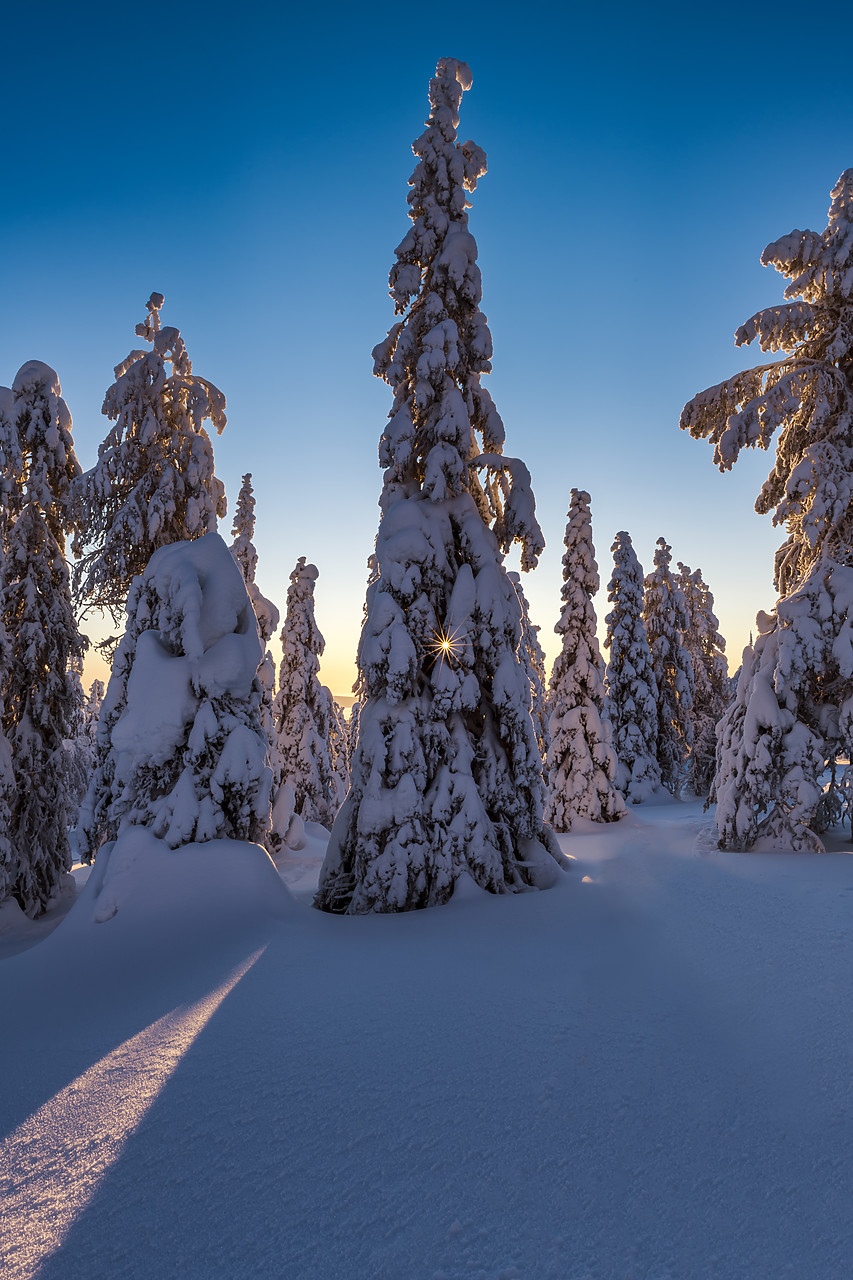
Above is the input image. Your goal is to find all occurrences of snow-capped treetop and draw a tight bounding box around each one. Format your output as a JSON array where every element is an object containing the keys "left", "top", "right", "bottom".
[
  {"left": 230, "top": 473, "right": 257, "bottom": 584},
  {"left": 72, "top": 293, "right": 227, "bottom": 622},
  {"left": 372, "top": 57, "right": 543, "bottom": 570},
  {"left": 681, "top": 169, "right": 853, "bottom": 594},
  {"left": 643, "top": 537, "right": 694, "bottom": 793},
  {"left": 557, "top": 489, "right": 599, "bottom": 631},
  {"left": 2, "top": 362, "right": 80, "bottom": 550}
]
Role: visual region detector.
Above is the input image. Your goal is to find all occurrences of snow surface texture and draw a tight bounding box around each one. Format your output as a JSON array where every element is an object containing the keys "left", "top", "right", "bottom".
[
  {"left": 682, "top": 169, "right": 853, "bottom": 848},
  {"left": 72, "top": 293, "right": 227, "bottom": 624},
  {"left": 545, "top": 490, "right": 624, "bottom": 829},
  {"left": 76, "top": 532, "right": 271, "bottom": 857},
  {"left": 604, "top": 532, "right": 662, "bottom": 803},
  {"left": 316, "top": 58, "right": 560, "bottom": 913},
  {"left": 2, "top": 803, "right": 852, "bottom": 1279}
]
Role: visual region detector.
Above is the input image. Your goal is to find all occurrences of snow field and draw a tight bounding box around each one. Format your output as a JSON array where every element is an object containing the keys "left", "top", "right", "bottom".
[{"left": 2, "top": 802, "right": 852, "bottom": 1279}]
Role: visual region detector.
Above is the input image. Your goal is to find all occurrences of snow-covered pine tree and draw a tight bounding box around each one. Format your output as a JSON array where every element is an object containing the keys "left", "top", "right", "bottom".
[
  {"left": 604, "top": 532, "right": 662, "bottom": 803},
  {"left": 326, "top": 691, "right": 350, "bottom": 802},
  {"left": 681, "top": 168, "right": 853, "bottom": 849},
  {"left": 0, "top": 362, "right": 87, "bottom": 915},
  {"left": 642, "top": 538, "right": 695, "bottom": 794},
  {"left": 0, "top": 386, "right": 20, "bottom": 904},
  {"left": 76, "top": 533, "right": 271, "bottom": 859},
  {"left": 676, "top": 563, "right": 729, "bottom": 796},
  {"left": 315, "top": 59, "right": 562, "bottom": 914},
  {"left": 271, "top": 558, "right": 341, "bottom": 834},
  {"left": 545, "top": 491, "right": 625, "bottom": 830},
  {"left": 508, "top": 571, "right": 550, "bottom": 765},
  {"left": 72, "top": 293, "right": 227, "bottom": 626},
  {"left": 228, "top": 471, "right": 279, "bottom": 759}
]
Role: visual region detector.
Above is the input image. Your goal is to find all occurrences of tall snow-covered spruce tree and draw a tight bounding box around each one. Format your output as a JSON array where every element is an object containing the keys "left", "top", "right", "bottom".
[
  {"left": 681, "top": 168, "right": 853, "bottom": 849},
  {"left": 676, "top": 563, "right": 729, "bottom": 796},
  {"left": 72, "top": 293, "right": 227, "bottom": 626},
  {"left": 545, "top": 491, "right": 624, "bottom": 830},
  {"left": 271, "top": 557, "right": 343, "bottom": 835},
  {"left": 643, "top": 538, "right": 695, "bottom": 793},
  {"left": 0, "top": 363, "right": 87, "bottom": 915},
  {"left": 604, "top": 532, "right": 662, "bottom": 803},
  {"left": 316, "top": 59, "right": 562, "bottom": 914},
  {"left": 228, "top": 472, "right": 279, "bottom": 758},
  {"left": 508, "top": 571, "right": 550, "bottom": 765},
  {"left": 76, "top": 533, "right": 271, "bottom": 860}
]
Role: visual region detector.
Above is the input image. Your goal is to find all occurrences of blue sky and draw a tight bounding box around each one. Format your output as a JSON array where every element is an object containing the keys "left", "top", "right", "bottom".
[{"left": 3, "top": 1, "right": 851, "bottom": 695}]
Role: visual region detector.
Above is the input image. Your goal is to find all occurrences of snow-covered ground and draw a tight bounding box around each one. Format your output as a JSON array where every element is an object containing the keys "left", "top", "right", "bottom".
[{"left": 2, "top": 802, "right": 852, "bottom": 1280}]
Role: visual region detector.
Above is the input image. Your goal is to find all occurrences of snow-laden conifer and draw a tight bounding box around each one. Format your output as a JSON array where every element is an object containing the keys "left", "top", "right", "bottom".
[
  {"left": 507, "top": 572, "right": 549, "bottom": 764},
  {"left": 327, "top": 691, "right": 350, "bottom": 801},
  {"left": 676, "top": 564, "right": 729, "bottom": 796},
  {"left": 228, "top": 471, "right": 279, "bottom": 758},
  {"left": 0, "top": 363, "right": 87, "bottom": 914},
  {"left": 271, "top": 558, "right": 342, "bottom": 835},
  {"left": 76, "top": 533, "right": 271, "bottom": 859},
  {"left": 643, "top": 538, "right": 694, "bottom": 793},
  {"left": 604, "top": 532, "right": 661, "bottom": 803},
  {"left": 316, "top": 59, "right": 562, "bottom": 914},
  {"left": 545, "top": 491, "right": 624, "bottom": 829},
  {"left": 72, "top": 293, "right": 227, "bottom": 625},
  {"left": 681, "top": 169, "right": 853, "bottom": 847}
]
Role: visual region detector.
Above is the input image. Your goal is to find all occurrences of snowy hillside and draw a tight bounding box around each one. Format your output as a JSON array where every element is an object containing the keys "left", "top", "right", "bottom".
[{"left": 2, "top": 803, "right": 852, "bottom": 1280}]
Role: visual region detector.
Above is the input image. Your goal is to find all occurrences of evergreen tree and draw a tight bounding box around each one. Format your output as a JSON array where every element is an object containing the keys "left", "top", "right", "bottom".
[
  {"left": 545, "top": 490, "right": 624, "bottom": 829},
  {"left": 0, "top": 363, "right": 87, "bottom": 915},
  {"left": 604, "top": 532, "right": 661, "bottom": 803},
  {"left": 508, "top": 571, "right": 550, "bottom": 765},
  {"left": 676, "top": 563, "right": 729, "bottom": 796},
  {"left": 76, "top": 533, "right": 271, "bottom": 858},
  {"left": 681, "top": 168, "right": 853, "bottom": 848},
  {"left": 72, "top": 293, "right": 227, "bottom": 626},
  {"left": 271, "top": 558, "right": 341, "bottom": 832},
  {"left": 643, "top": 538, "right": 694, "bottom": 793},
  {"left": 228, "top": 471, "right": 279, "bottom": 761},
  {"left": 316, "top": 59, "right": 562, "bottom": 914}
]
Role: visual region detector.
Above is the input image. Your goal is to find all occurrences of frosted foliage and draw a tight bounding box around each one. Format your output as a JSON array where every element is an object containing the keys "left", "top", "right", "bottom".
[
  {"left": 76, "top": 533, "right": 272, "bottom": 859},
  {"left": 676, "top": 564, "right": 729, "bottom": 796},
  {"left": 604, "top": 533, "right": 662, "bottom": 803},
  {"left": 372, "top": 58, "right": 544, "bottom": 571},
  {"left": 545, "top": 491, "right": 625, "bottom": 830},
  {"left": 1, "top": 504, "right": 87, "bottom": 914},
  {"left": 271, "top": 559, "right": 342, "bottom": 829},
  {"left": 230, "top": 473, "right": 258, "bottom": 584},
  {"left": 643, "top": 539, "right": 695, "bottom": 793},
  {"left": 72, "top": 294, "right": 227, "bottom": 622},
  {"left": 508, "top": 572, "right": 549, "bottom": 764},
  {"left": 316, "top": 60, "right": 560, "bottom": 913},
  {"left": 681, "top": 169, "right": 853, "bottom": 596},
  {"left": 328, "top": 692, "right": 351, "bottom": 800},
  {"left": 7, "top": 362, "right": 80, "bottom": 550},
  {"left": 713, "top": 559, "right": 853, "bottom": 851}
]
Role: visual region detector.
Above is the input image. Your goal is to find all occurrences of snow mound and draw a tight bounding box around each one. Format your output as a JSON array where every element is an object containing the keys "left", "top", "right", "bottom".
[{"left": 69, "top": 827, "right": 297, "bottom": 931}]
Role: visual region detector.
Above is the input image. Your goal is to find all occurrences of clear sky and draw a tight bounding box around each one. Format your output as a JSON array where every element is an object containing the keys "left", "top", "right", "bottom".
[{"left": 3, "top": 1, "right": 851, "bottom": 698}]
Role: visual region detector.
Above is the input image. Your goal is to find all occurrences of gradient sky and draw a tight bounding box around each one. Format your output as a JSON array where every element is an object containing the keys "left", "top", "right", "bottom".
[{"left": 3, "top": 1, "right": 852, "bottom": 698}]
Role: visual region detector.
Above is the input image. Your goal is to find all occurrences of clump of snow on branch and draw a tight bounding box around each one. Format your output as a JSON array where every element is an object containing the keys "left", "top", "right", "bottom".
[
  {"left": 76, "top": 532, "right": 271, "bottom": 860},
  {"left": 545, "top": 491, "right": 625, "bottom": 830},
  {"left": 72, "top": 293, "right": 227, "bottom": 624},
  {"left": 316, "top": 58, "right": 561, "bottom": 913},
  {"left": 604, "top": 532, "right": 662, "bottom": 804}
]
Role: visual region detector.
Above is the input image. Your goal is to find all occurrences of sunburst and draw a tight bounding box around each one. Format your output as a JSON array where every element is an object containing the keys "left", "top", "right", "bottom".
[{"left": 426, "top": 623, "right": 468, "bottom": 668}]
